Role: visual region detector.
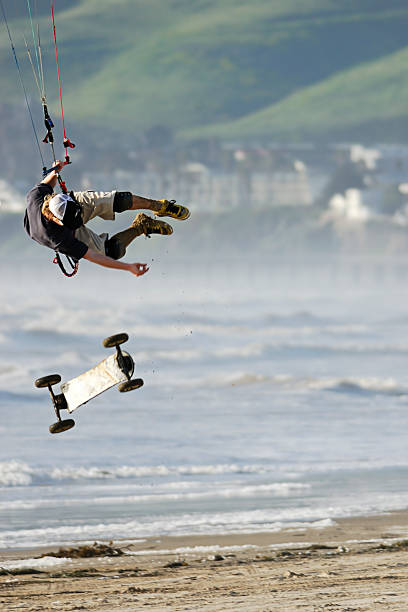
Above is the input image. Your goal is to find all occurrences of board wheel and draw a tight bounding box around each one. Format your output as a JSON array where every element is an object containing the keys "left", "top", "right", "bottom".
[
  {"left": 118, "top": 378, "right": 144, "bottom": 392},
  {"left": 49, "top": 419, "right": 75, "bottom": 434},
  {"left": 35, "top": 374, "right": 62, "bottom": 388},
  {"left": 102, "top": 333, "right": 129, "bottom": 348}
]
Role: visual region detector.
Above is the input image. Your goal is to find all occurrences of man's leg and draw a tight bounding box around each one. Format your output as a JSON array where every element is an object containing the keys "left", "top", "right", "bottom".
[
  {"left": 105, "top": 213, "right": 173, "bottom": 260},
  {"left": 130, "top": 195, "right": 190, "bottom": 220},
  {"left": 75, "top": 226, "right": 108, "bottom": 255},
  {"left": 74, "top": 191, "right": 190, "bottom": 222},
  {"left": 73, "top": 191, "right": 116, "bottom": 223},
  {"left": 130, "top": 194, "right": 161, "bottom": 213}
]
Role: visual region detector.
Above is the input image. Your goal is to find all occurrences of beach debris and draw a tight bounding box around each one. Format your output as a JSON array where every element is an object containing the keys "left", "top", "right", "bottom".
[
  {"left": 40, "top": 542, "right": 124, "bottom": 559},
  {"left": 208, "top": 554, "right": 225, "bottom": 561},
  {"left": 118, "top": 568, "right": 142, "bottom": 576},
  {"left": 377, "top": 539, "right": 408, "bottom": 551},
  {"left": 282, "top": 569, "right": 304, "bottom": 578},
  {"left": 318, "top": 570, "right": 338, "bottom": 577},
  {"left": 49, "top": 568, "right": 100, "bottom": 578},
  {"left": 276, "top": 550, "right": 295, "bottom": 558},
  {"left": 306, "top": 544, "right": 337, "bottom": 551},
  {"left": 255, "top": 555, "right": 275, "bottom": 562},
  {"left": 0, "top": 567, "right": 44, "bottom": 576},
  {"left": 164, "top": 559, "right": 189, "bottom": 568}
]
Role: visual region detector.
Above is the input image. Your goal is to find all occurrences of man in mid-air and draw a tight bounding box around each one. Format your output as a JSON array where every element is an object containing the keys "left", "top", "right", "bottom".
[{"left": 24, "top": 161, "right": 190, "bottom": 277}]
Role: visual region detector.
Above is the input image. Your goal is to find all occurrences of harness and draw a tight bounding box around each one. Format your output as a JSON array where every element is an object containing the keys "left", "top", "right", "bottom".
[
  {"left": 53, "top": 253, "right": 79, "bottom": 277},
  {"left": 1, "top": 1, "right": 78, "bottom": 277}
]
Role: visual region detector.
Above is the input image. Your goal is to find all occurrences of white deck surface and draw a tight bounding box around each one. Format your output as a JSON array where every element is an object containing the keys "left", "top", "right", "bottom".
[{"left": 61, "top": 352, "right": 130, "bottom": 412}]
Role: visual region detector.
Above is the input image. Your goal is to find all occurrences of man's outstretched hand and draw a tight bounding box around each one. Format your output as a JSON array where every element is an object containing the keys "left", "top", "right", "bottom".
[
  {"left": 52, "top": 160, "right": 66, "bottom": 173},
  {"left": 84, "top": 249, "right": 150, "bottom": 276},
  {"left": 128, "top": 263, "right": 149, "bottom": 277}
]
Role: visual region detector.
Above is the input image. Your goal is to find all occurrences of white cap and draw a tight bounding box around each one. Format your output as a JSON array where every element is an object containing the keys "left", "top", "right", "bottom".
[{"left": 48, "top": 193, "right": 74, "bottom": 220}]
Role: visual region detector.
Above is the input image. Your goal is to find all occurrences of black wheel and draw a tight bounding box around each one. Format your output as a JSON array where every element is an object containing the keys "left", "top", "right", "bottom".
[
  {"left": 102, "top": 333, "right": 129, "bottom": 348},
  {"left": 35, "top": 374, "right": 61, "bottom": 388},
  {"left": 49, "top": 419, "right": 75, "bottom": 434},
  {"left": 118, "top": 378, "right": 144, "bottom": 393}
]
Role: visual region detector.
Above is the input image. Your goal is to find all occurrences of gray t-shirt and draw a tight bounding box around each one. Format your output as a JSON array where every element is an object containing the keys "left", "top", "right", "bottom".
[{"left": 24, "top": 183, "right": 88, "bottom": 260}]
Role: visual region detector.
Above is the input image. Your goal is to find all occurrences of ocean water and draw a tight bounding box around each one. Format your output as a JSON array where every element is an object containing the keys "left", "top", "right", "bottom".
[{"left": 2, "top": 255, "right": 408, "bottom": 550}]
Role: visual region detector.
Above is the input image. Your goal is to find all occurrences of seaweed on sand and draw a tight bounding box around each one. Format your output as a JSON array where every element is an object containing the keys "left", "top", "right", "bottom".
[{"left": 39, "top": 542, "right": 124, "bottom": 559}]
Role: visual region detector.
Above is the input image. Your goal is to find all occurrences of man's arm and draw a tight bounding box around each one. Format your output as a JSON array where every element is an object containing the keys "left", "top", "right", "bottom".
[
  {"left": 40, "top": 160, "right": 65, "bottom": 189},
  {"left": 83, "top": 248, "right": 149, "bottom": 277}
]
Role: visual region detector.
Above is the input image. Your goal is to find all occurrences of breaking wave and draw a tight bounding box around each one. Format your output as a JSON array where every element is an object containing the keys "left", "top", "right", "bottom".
[
  {"left": 0, "top": 482, "right": 310, "bottom": 511},
  {"left": 175, "top": 371, "right": 408, "bottom": 396},
  {"left": 0, "top": 461, "right": 284, "bottom": 487},
  {"left": 3, "top": 455, "right": 408, "bottom": 489}
]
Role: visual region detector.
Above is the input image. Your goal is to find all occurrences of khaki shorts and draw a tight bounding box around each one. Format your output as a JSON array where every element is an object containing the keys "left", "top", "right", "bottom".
[{"left": 72, "top": 190, "right": 116, "bottom": 255}]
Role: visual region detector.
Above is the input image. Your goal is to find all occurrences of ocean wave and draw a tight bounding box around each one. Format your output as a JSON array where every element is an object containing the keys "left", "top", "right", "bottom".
[
  {"left": 3, "top": 494, "right": 408, "bottom": 550},
  {"left": 0, "top": 461, "right": 277, "bottom": 487},
  {"left": 135, "top": 340, "right": 408, "bottom": 366},
  {"left": 4, "top": 480, "right": 408, "bottom": 549},
  {"left": 4, "top": 455, "right": 408, "bottom": 489},
  {"left": 173, "top": 371, "right": 408, "bottom": 396},
  {"left": 269, "top": 341, "right": 408, "bottom": 356},
  {"left": 0, "top": 512, "right": 337, "bottom": 549},
  {"left": 0, "top": 461, "right": 35, "bottom": 486},
  {"left": 308, "top": 376, "right": 407, "bottom": 396},
  {"left": 0, "top": 556, "right": 72, "bottom": 570},
  {"left": 0, "top": 303, "right": 388, "bottom": 352},
  {"left": 0, "top": 482, "right": 310, "bottom": 511},
  {"left": 48, "top": 463, "right": 277, "bottom": 481},
  {"left": 197, "top": 372, "right": 274, "bottom": 386},
  {"left": 10, "top": 320, "right": 369, "bottom": 347}
]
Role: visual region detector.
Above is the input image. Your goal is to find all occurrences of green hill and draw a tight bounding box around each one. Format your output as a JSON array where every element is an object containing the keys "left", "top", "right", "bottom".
[
  {"left": 1, "top": 0, "right": 408, "bottom": 143},
  {"left": 184, "top": 45, "right": 408, "bottom": 142}
]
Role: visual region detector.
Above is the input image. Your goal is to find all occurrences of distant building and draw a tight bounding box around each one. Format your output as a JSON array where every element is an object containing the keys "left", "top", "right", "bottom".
[
  {"left": 85, "top": 161, "right": 313, "bottom": 211},
  {"left": 251, "top": 168, "right": 312, "bottom": 207},
  {"left": 330, "top": 143, "right": 408, "bottom": 214}
]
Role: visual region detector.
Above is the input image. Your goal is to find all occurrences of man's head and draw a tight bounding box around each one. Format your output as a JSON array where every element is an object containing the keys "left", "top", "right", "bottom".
[{"left": 48, "top": 193, "right": 83, "bottom": 230}]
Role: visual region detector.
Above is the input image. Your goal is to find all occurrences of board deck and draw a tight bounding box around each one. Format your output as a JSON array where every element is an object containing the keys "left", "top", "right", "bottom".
[{"left": 61, "top": 352, "right": 130, "bottom": 413}]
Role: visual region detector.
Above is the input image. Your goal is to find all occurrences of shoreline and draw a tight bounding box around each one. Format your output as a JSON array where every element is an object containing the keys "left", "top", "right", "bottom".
[
  {"left": 3, "top": 509, "right": 408, "bottom": 559},
  {"left": 3, "top": 510, "right": 408, "bottom": 610}
]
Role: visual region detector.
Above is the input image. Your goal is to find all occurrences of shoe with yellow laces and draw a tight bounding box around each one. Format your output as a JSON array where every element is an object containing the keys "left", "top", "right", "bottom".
[
  {"left": 155, "top": 199, "right": 190, "bottom": 221},
  {"left": 132, "top": 212, "right": 173, "bottom": 237}
]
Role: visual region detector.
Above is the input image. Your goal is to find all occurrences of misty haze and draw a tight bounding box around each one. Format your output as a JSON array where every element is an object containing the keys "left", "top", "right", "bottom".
[{"left": 2, "top": 2, "right": 408, "bottom": 610}]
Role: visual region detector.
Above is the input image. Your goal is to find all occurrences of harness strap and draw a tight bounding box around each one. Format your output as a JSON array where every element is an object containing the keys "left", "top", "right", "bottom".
[
  {"left": 53, "top": 253, "right": 79, "bottom": 277},
  {"left": 58, "top": 176, "right": 68, "bottom": 194},
  {"left": 51, "top": 2, "right": 72, "bottom": 165}
]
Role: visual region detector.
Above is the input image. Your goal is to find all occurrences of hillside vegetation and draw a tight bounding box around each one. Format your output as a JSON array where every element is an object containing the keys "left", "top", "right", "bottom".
[{"left": 1, "top": 0, "right": 408, "bottom": 143}]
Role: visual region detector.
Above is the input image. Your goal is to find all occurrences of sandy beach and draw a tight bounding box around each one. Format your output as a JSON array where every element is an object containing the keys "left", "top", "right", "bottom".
[{"left": 2, "top": 511, "right": 408, "bottom": 611}]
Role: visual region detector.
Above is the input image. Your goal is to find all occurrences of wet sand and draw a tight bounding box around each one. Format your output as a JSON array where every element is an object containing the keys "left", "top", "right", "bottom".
[{"left": 3, "top": 511, "right": 408, "bottom": 611}]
